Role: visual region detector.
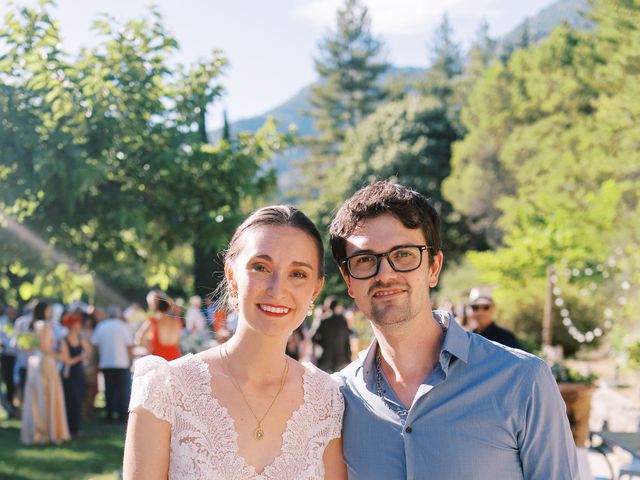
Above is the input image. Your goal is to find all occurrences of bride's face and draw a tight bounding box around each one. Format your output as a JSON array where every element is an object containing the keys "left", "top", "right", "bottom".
[{"left": 226, "top": 225, "right": 324, "bottom": 338}]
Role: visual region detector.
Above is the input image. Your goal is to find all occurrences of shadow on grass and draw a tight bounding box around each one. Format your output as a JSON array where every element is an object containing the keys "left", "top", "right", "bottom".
[{"left": 0, "top": 415, "right": 126, "bottom": 480}]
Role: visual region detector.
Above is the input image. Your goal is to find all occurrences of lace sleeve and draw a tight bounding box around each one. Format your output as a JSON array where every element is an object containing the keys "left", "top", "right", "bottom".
[
  {"left": 326, "top": 374, "right": 345, "bottom": 441},
  {"left": 128, "top": 355, "right": 174, "bottom": 425}
]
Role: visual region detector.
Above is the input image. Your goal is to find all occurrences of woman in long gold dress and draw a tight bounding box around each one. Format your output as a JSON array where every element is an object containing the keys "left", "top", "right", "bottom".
[{"left": 20, "top": 301, "right": 70, "bottom": 445}]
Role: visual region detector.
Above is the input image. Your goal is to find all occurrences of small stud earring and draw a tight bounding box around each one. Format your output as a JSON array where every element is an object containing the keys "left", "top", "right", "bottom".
[{"left": 230, "top": 290, "right": 239, "bottom": 310}]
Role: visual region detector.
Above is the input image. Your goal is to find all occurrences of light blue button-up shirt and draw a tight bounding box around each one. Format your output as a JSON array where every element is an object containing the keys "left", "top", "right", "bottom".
[{"left": 336, "top": 311, "right": 579, "bottom": 480}]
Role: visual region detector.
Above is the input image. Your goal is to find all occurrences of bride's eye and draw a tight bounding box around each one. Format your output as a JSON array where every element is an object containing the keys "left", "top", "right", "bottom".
[{"left": 250, "top": 263, "right": 269, "bottom": 273}]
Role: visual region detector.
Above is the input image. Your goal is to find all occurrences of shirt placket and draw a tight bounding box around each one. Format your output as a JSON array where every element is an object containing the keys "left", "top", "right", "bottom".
[{"left": 378, "top": 353, "right": 451, "bottom": 480}]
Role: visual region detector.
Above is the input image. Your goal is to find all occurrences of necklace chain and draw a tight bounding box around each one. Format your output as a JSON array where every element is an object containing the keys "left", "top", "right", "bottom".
[
  {"left": 375, "top": 352, "right": 409, "bottom": 419},
  {"left": 374, "top": 314, "right": 448, "bottom": 420},
  {"left": 221, "top": 344, "right": 289, "bottom": 441}
]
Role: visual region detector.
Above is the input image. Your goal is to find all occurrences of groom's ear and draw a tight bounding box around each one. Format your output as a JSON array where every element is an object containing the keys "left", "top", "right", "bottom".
[{"left": 338, "top": 266, "right": 355, "bottom": 298}]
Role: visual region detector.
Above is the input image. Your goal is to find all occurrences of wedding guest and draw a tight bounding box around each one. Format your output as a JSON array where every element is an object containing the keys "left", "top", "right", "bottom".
[
  {"left": 185, "top": 296, "right": 207, "bottom": 334},
  {"left": 137, "top": 296, "right": 182, "bottom": 361},
  {"left": 0, "top": 304, "right": 18, "bottom": 415},
  {"left": 80, "top": 312, "right": 99, "bottom": 419},
  {"left": 91, "top": 306, "right": 133, "bottom": 422},
  {"left": 469, "top": 290, "right": 523, "bottom": 350},
  {"left": 60, "top": 312, "right": 90, "bottom": 436},
  {"left": 312, "top": 297, "right": 351, "bottom": 373},
  {"left": 20, "top": 301, "right": 70, "bottom": 445}
]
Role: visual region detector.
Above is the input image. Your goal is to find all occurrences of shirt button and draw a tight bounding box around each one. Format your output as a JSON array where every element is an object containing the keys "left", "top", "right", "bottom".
[{"left": 405, "top": 426, "right": 413, "bottom": 433}]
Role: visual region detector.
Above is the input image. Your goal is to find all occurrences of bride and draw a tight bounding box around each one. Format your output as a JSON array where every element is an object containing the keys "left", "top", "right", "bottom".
[{"left": 123, "top": 206, "right": 346, "bottom": 479}]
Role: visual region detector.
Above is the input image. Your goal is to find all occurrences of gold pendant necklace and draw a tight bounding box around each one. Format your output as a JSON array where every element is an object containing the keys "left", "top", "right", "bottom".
[{"left": 222, "top": 344, "right": 289, "bottom": 441}]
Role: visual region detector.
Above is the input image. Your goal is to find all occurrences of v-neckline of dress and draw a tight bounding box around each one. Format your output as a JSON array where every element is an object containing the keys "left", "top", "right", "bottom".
[{"left": 189, "top": 353, "right": 313, "bottom": 477}]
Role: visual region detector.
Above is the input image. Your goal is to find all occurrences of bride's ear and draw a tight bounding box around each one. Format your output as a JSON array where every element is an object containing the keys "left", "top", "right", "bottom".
[
  {"left": 312, "top": 276, "right": 325, "bottom": 301},
  {"left": 224, "top": 261, "right": 237, "bottom": 292}
]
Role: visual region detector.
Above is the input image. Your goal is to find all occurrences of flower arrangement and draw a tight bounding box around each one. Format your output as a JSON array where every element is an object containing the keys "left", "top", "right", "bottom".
[
  {"left": 550, "top": 362, "right": 598, "bottom": 384},
  {"left": 16, "top": 331, "right": 39, "bottom": 351}
]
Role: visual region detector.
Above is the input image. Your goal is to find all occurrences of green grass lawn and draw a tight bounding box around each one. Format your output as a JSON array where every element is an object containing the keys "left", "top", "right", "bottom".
[{"left": 0, "top": 412, "right": 126, "bottom": 480}]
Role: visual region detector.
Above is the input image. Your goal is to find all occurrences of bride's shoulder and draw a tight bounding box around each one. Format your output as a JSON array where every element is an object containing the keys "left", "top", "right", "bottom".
[{"left": 300, "top": 361, "right": 342, "bottom": 391}]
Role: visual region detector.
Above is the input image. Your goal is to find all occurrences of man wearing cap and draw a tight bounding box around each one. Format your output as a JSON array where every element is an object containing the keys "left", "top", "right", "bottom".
[
  {"left": 330, "top": 181, "right": 578, "bottom": 480},
  {"left": 469, "top": 293, "right": 523, "bottom": 350}
]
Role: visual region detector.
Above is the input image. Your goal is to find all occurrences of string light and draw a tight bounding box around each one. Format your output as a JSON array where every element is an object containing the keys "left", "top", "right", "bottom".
[{"left": 552, "top": 256, "right": 635, "bottom": 344}]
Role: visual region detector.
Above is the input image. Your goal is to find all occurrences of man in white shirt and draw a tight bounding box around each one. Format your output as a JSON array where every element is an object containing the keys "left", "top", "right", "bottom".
[
  {"left": 91, "top": 306, "right": 133, "bottom": 422},
  {"left": 185, "top": 296, "right": 207, "bottom": 334}
]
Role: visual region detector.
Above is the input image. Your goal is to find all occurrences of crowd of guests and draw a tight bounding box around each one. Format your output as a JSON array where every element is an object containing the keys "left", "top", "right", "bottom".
[
  {"left": 0, "top": 294, "right": 216, "bottom": 445},
  {"left": 0, "top": 290, "right": 356, "bottom": 446},
  {"left": 0, "top": 282, "right": 522, "bottom": 447}
]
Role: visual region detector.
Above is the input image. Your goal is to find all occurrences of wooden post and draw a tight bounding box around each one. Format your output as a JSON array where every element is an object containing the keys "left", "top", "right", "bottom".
[{"left": 542, "top": 266, "right": 554, "bottom": 348}]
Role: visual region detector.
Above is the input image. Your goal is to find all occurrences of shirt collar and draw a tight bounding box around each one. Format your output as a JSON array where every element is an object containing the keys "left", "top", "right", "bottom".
[{"left": 358, "top": 310, "right": 470, "bottom": 386}]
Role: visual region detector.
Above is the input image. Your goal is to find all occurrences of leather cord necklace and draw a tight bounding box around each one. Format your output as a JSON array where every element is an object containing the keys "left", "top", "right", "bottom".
[{"left": 221, "top": 344, "right": 289, "bottom": 441}]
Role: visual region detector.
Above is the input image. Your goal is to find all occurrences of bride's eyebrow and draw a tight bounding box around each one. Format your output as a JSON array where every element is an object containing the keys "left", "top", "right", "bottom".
[{"left": 291, "top": 261, "right": 313, "bottom": 269}]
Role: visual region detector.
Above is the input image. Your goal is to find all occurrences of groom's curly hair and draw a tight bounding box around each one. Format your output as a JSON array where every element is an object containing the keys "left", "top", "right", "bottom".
[{"left": 329, "top": 180, "right": 441, "bottom": 266}]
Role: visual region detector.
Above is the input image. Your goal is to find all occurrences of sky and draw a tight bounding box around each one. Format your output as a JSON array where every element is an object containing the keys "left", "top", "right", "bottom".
[{"left": 1, "top": 0, "right": 557, "bottom": 129}]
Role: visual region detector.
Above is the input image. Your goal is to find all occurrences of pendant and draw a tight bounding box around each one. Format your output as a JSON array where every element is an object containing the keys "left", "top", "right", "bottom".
[{"left": 255, "top": 426, "right": 265, "bottom": 441}]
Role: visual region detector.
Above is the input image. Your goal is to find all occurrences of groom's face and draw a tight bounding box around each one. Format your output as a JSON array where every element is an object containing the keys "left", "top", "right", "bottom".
[{"left": 339, "top": 214, "right": 442, "bottom": 328}]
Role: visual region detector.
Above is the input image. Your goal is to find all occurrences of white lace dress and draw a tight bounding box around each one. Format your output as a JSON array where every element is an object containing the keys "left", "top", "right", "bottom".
[{"left": 129, "top": 354, "right": 344, "bottom": 479}]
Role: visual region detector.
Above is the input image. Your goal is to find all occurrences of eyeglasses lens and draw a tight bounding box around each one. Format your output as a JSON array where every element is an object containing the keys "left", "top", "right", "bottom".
[{"left": 347, "top": 246, "right": 423, "bottom": 279}]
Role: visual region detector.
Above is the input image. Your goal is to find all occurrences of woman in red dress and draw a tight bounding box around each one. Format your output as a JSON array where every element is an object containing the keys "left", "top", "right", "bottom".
[{"left": 139, "top": 297, "right": 182, "bottom": 361}]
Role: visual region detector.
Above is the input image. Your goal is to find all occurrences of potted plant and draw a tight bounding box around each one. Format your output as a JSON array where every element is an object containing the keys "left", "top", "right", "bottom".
[{"left": 551, "top": 363, "right": 598, "bottom": 447}]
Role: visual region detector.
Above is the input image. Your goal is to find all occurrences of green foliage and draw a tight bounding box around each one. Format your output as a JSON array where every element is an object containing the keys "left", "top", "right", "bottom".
[
  {"left": 550, "top": 362, "right": 598, "bottom": 384},
  {"left": 349, "top": 96, "right": 485, "bottom": 261},
  {"left": 302, "top": 0, "right": 388, "bottom": 202},
  {"left": 0, "top": 2, "right": 291, "bottom": 304},
  {"left": 16, "top": 331, "right": 38, "bottom": 351},
  {"left": 309, "top": 0, "right": 387, "bottom": 145},
  {"left": 443, "top": 0, "right": 640, "bottom": 351},
  {"left": 458, "top": 20, "right": 498, "bottom": 110},
  {"left": 421, "top": 14, "right": 464, "bottom": 105},
  {"left": 628, "top": 341, "right": 640, "bottom": 369},
  {"left": 306, "top": 95, "right": 485, "bottom": 301}
]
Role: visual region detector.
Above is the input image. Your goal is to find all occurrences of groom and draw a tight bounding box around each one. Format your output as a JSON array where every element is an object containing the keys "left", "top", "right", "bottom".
[{"left": 330, "top": 181, "right": 579, "bottom": 479}]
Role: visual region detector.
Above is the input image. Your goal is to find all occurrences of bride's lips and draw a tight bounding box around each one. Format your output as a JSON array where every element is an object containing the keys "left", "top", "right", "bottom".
[{"left": 257, "top": 303, "right": 292, "bottom": 316}]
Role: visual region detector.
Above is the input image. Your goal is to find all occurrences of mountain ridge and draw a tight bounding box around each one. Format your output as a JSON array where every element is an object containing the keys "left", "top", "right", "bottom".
[{"left": 208, "top": 0, "right": 591, "bottom": 142}]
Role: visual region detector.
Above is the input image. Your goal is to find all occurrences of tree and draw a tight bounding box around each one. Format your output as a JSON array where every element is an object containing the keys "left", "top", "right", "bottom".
[
  {"left": 0, "top": 3, "right": 290, "bottom": 304},
  {"left": 303, "top": 0, "right": 387, "bottom": 199},
  {"left": 443, "top": 0, "right": 640, "bottom": 347},
  {"left": 459, "top": 19, "right": 497, "bottom": 102},
  {"left": 421, "top": 14, "right": 463, "bottom": 108},
  {"left": 443, "top": 25, "right": 599, "bottom": 246}
]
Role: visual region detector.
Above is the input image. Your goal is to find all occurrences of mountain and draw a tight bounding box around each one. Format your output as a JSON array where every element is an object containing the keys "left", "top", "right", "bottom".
[
  {"left": 207, "top": 0, "right": 594, "bottom": 194},
  {"left": 499, "top": 0, "right": 592, "bottom": 51},
  {"left": 208, "top": 66, "right": 425, "bottom": 142},
  {"left": 208, "top": 67, "right": 426, "bottom": 197}
]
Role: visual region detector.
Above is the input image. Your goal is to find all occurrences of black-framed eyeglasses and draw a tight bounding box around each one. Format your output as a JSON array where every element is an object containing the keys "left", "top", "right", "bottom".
[{"left": 340, "top": 245, "right": 429, "bottom": 280}]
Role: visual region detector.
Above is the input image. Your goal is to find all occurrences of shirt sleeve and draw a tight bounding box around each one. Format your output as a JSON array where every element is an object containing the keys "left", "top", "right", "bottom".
[
  {"left": 519, "top": 361, "right": 580, "bottom": 479},
  {"left": 128, "top": 355, "right": 174, "bottom": 425},
  {"left": 124, "top": 325, "right": 134, "bottom": 346},
  {"left": 90, "top": 327, "right": 99, "bottom": 346}
]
